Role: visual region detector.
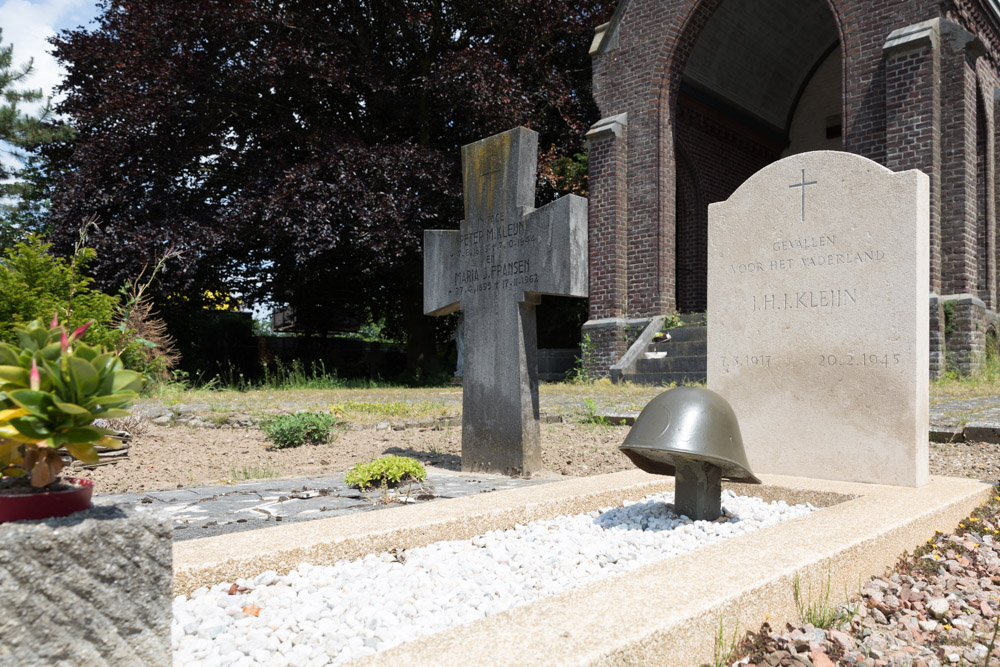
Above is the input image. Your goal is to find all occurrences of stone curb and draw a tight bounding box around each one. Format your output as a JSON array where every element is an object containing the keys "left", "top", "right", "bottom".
[
  {"left": 930, "top": 424, "right": 965, "bottom": 443},
  {"left": 930, "top": 421, "right": 1000, "bottom": 444}
]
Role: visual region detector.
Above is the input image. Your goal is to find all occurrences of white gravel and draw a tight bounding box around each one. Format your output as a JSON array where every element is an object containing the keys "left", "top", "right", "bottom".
[{"left": 172, "top": 490, "right": 816, "bottom": 666}]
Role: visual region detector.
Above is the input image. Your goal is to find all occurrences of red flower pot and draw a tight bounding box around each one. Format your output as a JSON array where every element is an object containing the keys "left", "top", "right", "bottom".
[{"left": 0, "top": 477, "right": 94, "bottom": 523}]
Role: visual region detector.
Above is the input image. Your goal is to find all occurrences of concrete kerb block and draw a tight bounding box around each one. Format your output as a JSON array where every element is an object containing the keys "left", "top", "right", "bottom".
[
  {"left": 0, "top": 505, "right": 173, "bottom": 667},
  {"left": 963, "top": 422, "right": 1000, "bottom": 443},
  {"left": 355, "top": 474, "right": 991, "bottom": 667},
  {"left": 929, "top": 423, "right": 965, "bottom": 443}
]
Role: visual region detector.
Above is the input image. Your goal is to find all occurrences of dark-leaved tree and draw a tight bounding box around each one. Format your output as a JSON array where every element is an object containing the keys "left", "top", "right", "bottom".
[{"left": 47, "top": 0, "right": 612, "bottom": 375}]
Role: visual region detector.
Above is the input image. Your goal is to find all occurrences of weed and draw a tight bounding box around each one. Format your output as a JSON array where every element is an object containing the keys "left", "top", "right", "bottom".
[
  {"left": 229, "top": 464, "right": 279, "bottom": 481},
  {"left": 570, "top": 333, "right": 597, "bottom": 383},
  {"left": 263, "top": 412, "right": 337, "bottom": 449},
  {"left": 345, "top": 455, "right": 427, "bottom": 490},
  {"left": 581, "top": 397, "right": 613, "bottom": 426},
  {"left": 662, "top": 313, "right": 683, "bottom": 331},
  {"left": 102, "top": 414, "right": 150, "bottom": 439},
  {"left": 209, "top": 358, "right": 404, "bottom": 392},
  {"left": 792, "top": 572, "right": 853, "bottom": 630},
  {"left": 712, "top": 615, "right": 740, "bottom": 667},
  {"left": 932, "top": 326, "right": 1000, "bottom": 397},
  {"left": 206, "top": 413, "right": 230, "bottom": 427},
  {"left": 986, "top": 615, "right": 1000, "bottom": 665}
]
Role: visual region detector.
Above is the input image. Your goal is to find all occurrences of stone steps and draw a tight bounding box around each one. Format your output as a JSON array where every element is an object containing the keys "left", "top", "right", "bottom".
[
  {"left": 621, "top": 317, "right": 707, "bottom": 385},
  {"left": 635, "top": 354, "right": 705, "bottom": 373},
  {"left": 648, "top": 339, "right": 706, "bottom": 357}
]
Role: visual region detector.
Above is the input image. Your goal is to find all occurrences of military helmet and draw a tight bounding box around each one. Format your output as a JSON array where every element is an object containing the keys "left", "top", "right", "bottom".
[{"left": 619, "top": 386, "right": 761, "bottom": 484}]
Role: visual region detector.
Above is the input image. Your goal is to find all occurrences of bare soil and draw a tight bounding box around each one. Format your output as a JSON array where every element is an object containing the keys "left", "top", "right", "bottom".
[
  {"left": 61, "top": 377, "right": 1000, "bottom": 494},
  {"left": 72, "top": 415, "right": 1000, "bottom": 495},
  {"left": 76, "top": 421, "right": 636, "bottom": 495}
]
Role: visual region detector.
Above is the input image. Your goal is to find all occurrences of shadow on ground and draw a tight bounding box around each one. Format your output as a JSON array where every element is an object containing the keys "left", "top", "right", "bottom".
[{"left": 383, "top": 446, "right": 462, "bottom": 472}]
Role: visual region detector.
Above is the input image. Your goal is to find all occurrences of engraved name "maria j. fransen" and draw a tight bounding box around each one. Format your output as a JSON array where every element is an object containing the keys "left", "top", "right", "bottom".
[{"left": 752, "top": 289, "right": 858, "bottom": 311}]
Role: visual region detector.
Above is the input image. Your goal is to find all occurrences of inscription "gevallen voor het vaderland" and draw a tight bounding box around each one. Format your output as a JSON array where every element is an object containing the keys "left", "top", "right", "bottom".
[{"left": 732, "top": 247, "right": 885, "bottom": 274}]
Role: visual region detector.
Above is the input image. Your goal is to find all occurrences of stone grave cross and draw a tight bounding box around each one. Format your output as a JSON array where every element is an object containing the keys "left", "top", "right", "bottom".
[{"left": 424, "top": 127, "right": 588, "bottom": 476}]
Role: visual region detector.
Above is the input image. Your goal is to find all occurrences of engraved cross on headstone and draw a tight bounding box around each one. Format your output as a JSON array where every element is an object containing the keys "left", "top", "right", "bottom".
[
  {"left": 788, "top": 169, "right": 818, "bottom": 221},
  {"left": 423, "top": 127, "right": 588, "bottom": 476}
]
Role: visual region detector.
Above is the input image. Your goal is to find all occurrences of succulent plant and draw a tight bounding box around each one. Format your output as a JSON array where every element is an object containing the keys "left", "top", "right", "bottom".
[
  {"left": 345, "top": 455, "right": 427, "bottom": 490},
  {"left": 0, "top": 317, "right": 143, "bottom": 488}
]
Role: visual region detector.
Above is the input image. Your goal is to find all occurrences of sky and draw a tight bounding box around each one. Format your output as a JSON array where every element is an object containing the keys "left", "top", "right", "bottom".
[
  {"left": 0, "top": 1, "right": 277, "bottom": 315},
  {"left": 0, "top": 0, "right": 98, "bottom": 187},
  {"left": 1, "top": 0, "right": 100, "bottom": 114}
]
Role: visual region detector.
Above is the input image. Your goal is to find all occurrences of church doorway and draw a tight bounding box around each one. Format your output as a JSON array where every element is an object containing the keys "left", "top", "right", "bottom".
[{"left": 673, "top": 0, "right": 842, "bottom": 312}]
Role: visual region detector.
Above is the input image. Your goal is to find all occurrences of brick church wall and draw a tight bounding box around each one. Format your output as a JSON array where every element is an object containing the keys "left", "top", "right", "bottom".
[
  {"left": 586, "top": 0, "right": 1000, "bottom": 377},
  {"left": 674, "top": 99, "right": 780, "bottom": 312}
]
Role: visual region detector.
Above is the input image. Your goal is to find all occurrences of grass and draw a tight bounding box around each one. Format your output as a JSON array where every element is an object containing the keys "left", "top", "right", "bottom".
[
  {"left": 328, "top": 400, "right": 452, "bottom": 423},
  {"left": 580, "top": 397, "right": 614, "bottom": 426},
  {"left": 229, "top": 464, "right": 280, "bottom": 481},
  {"left": 712, "top": 616, "right": 740, "bottom": 667},
  {"left": 138, "top": 384, "right": 463, "bottom": 420},
  {"left": 225, "top": 359, "right": 402, "bottom": 391},
  {"left": 931, "top": 350, "right": 1000, "bottom": 399},
  {"left": 136, "top": 377, "right": 665, "bottom": 426},
  {"left": 792, "top": 571, "right": 855, "bottom": 630},
  {"left": 144, "top": 360, "right": 405, "bottom": 401}
]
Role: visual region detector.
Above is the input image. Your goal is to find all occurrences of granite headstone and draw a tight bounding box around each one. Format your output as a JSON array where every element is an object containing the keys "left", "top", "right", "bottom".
[
  {"left": 424, "top": 127, "right": 588, "bottom": 475},
  {"left": 707, "top": 151, "right": 929, "bottom": 486}
]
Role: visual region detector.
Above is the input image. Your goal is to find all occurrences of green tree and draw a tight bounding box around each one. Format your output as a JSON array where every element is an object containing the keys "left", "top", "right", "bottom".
[
  {"left": 0, "top": 235, "right": 117, "bottom": 347},
  {"left": 0, "top": 28, "right": 75, "bottom": 247}
]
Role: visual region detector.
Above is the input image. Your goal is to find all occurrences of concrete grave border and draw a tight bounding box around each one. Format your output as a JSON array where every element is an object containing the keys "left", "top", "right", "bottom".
[{"left": 173, "top": 470, "right": 992, "bottom": 666}]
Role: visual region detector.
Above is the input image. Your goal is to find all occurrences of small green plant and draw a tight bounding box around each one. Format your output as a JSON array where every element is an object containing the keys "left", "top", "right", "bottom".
[
  {"left": 792, "top": 572, "right": 853, "bottom": 629},
  {"left": 942, "top": 299, "right": 957, "bottom": 338},
  {"left": 571, "top": 333, "right": 597, "bottom": 383},
  {"left": 229, "top": 463, "right": 279, "bottom": 481},
  {"left": 985, "top": 615, "right": 1000, "bottom": 665},
  {"left": 345, "top": 455, "right": 427, "bottom": 490},
  {"left": 581, "top": 397, "right": 612, "bottom": 426},
  {"left": 663, "top": 313, "right": 683, "bottom": 330},
  {"left": 262, "top": 411, "right": 337, "bottom": 449},
  {"left": 711, "top": 615, "right": 740, "bottom": 667},
  {"left": 206, "top": 413, "right": 230, "bottom": 427}
]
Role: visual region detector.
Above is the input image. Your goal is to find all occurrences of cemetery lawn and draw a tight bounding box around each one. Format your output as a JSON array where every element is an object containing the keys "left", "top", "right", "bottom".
[
  {"left": 81, "top": 382, "right": 664, "bottom": 494},
  {"left": 931, "top": 368, "right": 1000, "bottom": 400}
]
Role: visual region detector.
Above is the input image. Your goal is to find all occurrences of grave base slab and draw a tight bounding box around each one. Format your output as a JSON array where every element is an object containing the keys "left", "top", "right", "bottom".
[{"left": 173, "top": 470, "right": 991, "bottom": 667}]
